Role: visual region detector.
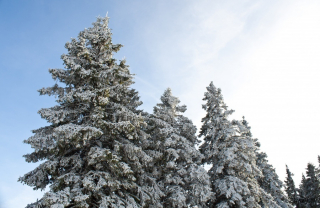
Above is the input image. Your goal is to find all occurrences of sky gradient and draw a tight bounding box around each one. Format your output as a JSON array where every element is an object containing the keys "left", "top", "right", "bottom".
[{"left": 1, "top": 1, "right": 320, "bottom": 207}]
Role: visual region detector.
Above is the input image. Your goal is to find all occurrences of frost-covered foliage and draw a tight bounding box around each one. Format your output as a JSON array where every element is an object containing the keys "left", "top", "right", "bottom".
[
  {"left": 199, "top": 82, "right": 280, "bottom": 208},
  {"left": 19, "top": 16, "right": 153, "bottom": 208},
  {"left": 284, "top": 165, "right": 299, "bottom": 206},
  {"left": 19, "top": 14, "right": 299, "bottom": 208},
  {"left": 241, "top": 118, "right": 293, "bottom": 208},
  {"left": 144, "top": 88, "right": 212, "bottom": 208}
]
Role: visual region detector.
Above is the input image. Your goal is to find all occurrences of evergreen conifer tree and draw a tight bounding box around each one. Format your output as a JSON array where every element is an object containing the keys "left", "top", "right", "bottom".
[
  {"left": 241, "top": 119, "right": 293, "bottom": 208},
  {"left": 284, "top": 165, "right": 299, "bottom": 207},
  {"left": 256, "top": 152, "right": 293, "bottom": 208},
  {"left": 199, "top": 82, "right": 279, "bottom": 208},
  {"left": 299, "top": 174, "right": 308, "bottom": 207},
  {"left": 299, "top": 163, "right": 320, "bottom": 208},
  {"left": 19, "top": 16, "right": 153, "bottom": 208},
  {"left": 145, "top": 88, "right": 212, "bottom": 208}
]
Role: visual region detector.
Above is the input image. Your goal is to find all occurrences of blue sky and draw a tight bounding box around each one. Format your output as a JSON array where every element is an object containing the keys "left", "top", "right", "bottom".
[{"left": 1, "top": 0, "right": 320, "bottom": 207}]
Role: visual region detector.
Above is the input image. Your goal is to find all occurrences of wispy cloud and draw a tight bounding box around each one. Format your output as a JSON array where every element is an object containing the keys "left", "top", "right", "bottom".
[
  {"left": 127, "top": 0, "right": 320, "bottom": 182},
  {"left": 232, "top": 0, "right": 320, "bottom": 182}
]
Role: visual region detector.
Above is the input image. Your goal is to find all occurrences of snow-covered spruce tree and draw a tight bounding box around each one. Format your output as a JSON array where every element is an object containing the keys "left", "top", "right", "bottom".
[
  {"left": 299, "top": 163, "right": 320, "bottom": 208},
  {"left": 241, "top": 118, "right": 293, "bottom": 208},
  {"left": 144, "top": 88, "right": 212, "bottom": 208},
  {"left": 284, "top": 165, "right": 299, "bottom": 207},
  {"left": 199, "top": 82, "right": 280, "bottom": 208},
  {"left": 19, "top": 16, "right": 153, "bottom": 208}
]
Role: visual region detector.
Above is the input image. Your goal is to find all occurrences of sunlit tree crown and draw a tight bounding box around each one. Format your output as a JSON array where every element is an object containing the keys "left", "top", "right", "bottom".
[{"left": 19, "top": 16, "right": 151, "bottom": 208}]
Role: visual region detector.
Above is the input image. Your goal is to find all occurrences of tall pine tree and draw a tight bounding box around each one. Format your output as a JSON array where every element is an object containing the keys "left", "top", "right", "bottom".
[
  {"left": 19, "top": 16, "right": 153, "bottom": 208},
  {"left": 145, "top": 88, "right": 212, "bottom": 207},
  {"left": 199, "top": 82, "right": 279, "bottom": 208}
]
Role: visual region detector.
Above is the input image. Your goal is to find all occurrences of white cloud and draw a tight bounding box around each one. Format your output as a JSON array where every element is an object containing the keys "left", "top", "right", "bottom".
[
  {"left": 132, "top": 0, "right": 320, "bottom": 183},
  {"left": 229, "top": 0, "right": 320, "bottom": 182}
]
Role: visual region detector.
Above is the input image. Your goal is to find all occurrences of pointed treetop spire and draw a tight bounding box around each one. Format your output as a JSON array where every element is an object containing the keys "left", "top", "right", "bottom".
[{"left": 199, "top": 82, "right": 281, "bottom": 208}]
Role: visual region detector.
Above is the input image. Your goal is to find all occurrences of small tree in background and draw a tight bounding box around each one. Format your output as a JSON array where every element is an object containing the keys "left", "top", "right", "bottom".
[
  {"left": 145, "top": 88, "right": 212, "bottom": 207},
  {"left": 19, "top": 16, "right": 153, "bottom": 208}
]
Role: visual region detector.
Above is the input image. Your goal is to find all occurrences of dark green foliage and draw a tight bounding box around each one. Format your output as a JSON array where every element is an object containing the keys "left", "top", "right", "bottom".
[
  {"left": 299, "top": 164, "right": 320, "bottom": 208},
  {"left": 284, "top": 165, "right": 299, "bottom": 206},
  {"left": 287, "top": 160, "right": 320, "bottom": 208}
]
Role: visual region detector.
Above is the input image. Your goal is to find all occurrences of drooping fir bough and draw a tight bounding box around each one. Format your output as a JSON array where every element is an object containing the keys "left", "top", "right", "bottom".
[{"left": 19, "top": 16, "right": 152, "bottom": 208}]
